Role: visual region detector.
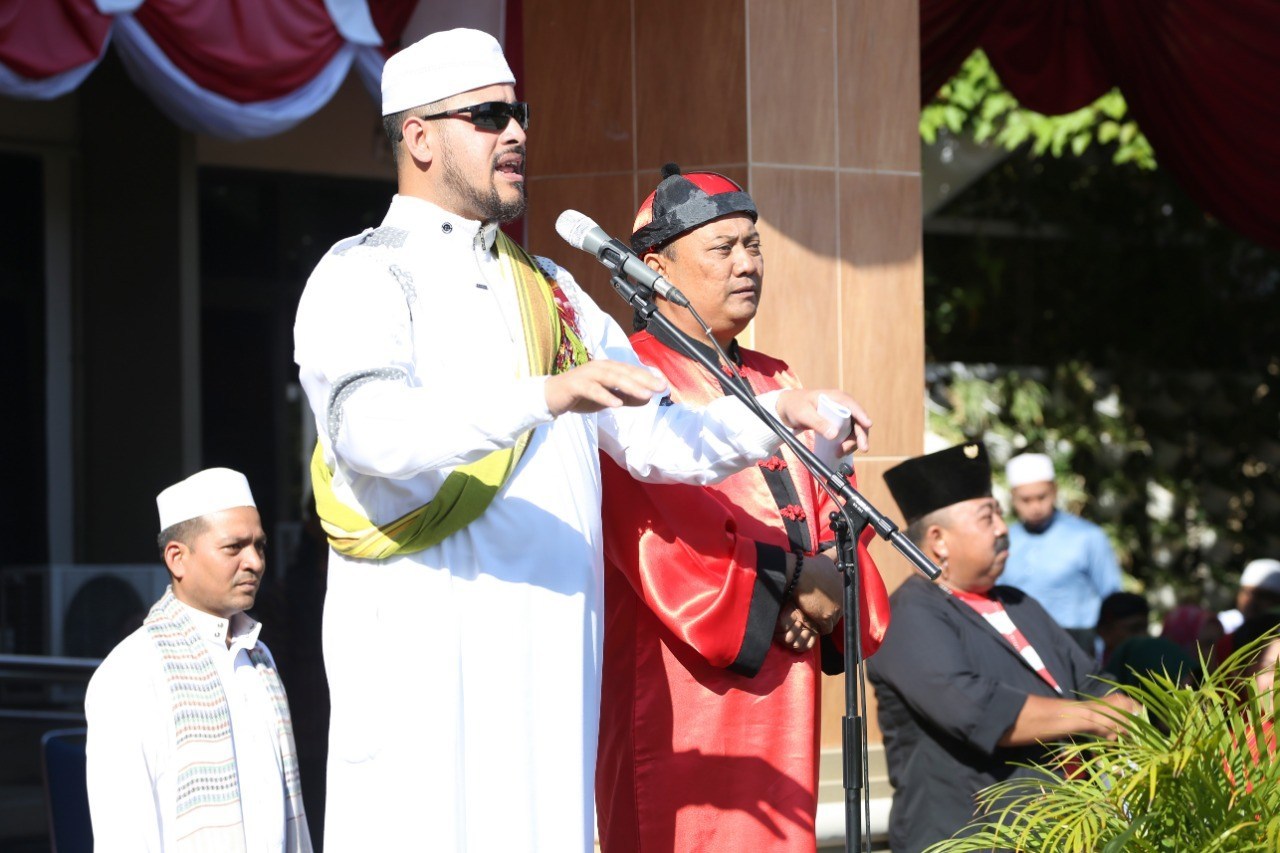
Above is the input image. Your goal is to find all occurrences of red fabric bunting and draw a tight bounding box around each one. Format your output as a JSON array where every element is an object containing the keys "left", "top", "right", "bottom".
[
  {"left": 5, "top": 0, "right": 1274, "bottom": 248},
  {"left": 366, "top": 0, "right": 419, "bottom": 53},
  {"left": 919, "top": 0, "right": 1004, "bottom": 104},
  {"left": 132, "top": 0, "right": 346, "bottom": 103},
  {"left": 978, "top": 2, "right": 1108, "bottom": 114},
  {"left": 921, "top": 0, "right": 1280, "bottom": 250},
  {"left": 0, "top": 0, "right": 111, "bottom": 78}
]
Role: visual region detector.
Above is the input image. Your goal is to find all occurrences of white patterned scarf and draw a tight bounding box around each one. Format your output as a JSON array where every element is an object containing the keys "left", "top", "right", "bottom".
[{"left": 144, "top": 588, "right": 311, "bottom": 852}]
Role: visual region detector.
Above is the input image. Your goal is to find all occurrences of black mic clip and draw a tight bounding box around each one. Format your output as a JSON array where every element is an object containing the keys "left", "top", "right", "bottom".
[
  {"left": 608, "top": 272, "right": 660, "bottom": 322},
  {"left": 596, "top": 241, "right": 632, "bottom": 274}
]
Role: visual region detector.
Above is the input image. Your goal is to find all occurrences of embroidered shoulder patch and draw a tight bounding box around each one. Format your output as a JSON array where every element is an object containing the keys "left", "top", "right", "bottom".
[
  {"left": 330, "top": 226, "right": 409, "bottom": 256},
  {"left": 534, "top": 255, "right": 560, "bottom": 279},
  {"left": 327, "top": 367, "right": 408, "bottom": 444},
  {"left": 329, "top": 229, "right": 373, "bottom": 256},
  {"left": 388, "top": 264, "right": 417, "bottom": 306},
  {"left": 364, "top": 226, "right": 409, "bottom": 249},
  {"left": 540, "top": 257, "right": 588, "bottom": 326}
]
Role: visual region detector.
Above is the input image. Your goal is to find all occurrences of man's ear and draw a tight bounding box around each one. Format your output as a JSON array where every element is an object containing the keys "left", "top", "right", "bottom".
[
  {"left": 643, "top": 252, "right": 666, "bottom": 277},
  {"left": 925, "top": 524, "right": 948, "bottom": 565},
  {"left": 164, "top": 541, "right": 189, "bottom": 580},
  {"left": 401, "top": 115, "right": 435, "bottom": 168}
]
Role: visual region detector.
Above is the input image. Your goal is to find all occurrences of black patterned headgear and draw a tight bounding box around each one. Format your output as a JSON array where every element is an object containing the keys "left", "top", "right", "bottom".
[{"left": 630, "top": 163, "right": 757, "bottom": 254}]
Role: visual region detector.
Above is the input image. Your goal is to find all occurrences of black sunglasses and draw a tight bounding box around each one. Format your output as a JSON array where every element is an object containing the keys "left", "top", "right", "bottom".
[{"left": 420, "top": 101, "right": 529, "bottom": 132}]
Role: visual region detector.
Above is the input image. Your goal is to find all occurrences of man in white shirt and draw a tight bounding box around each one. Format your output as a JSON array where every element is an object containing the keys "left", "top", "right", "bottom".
[
  {"left": 294, "top": 27, "right": 869, "bottom": 853},
  {"left": 85, "top": 468, "right": 311, "bottom": 852}
]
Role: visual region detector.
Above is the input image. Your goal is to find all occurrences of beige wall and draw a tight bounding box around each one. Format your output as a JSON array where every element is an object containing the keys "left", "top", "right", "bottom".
[{"left": 525, "top": 0, "right": 924, "bottom": 747}]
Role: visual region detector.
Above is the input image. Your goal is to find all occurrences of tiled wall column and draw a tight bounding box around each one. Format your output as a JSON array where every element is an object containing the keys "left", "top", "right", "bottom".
[
  {"left": 525, "top": 0, "right": 924, "bottom": 747},
  {"left": 745, "top": 0, "right": 925, "bottom": 748}
]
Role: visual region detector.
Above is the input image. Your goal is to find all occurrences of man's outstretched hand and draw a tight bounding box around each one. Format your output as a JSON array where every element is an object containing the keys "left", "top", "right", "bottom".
[
  {"left": 545, "top": 360, "right": 667, "bottom": 415},
  {"left": 776, "top": 389, "right": 872, "bottom": 455},
  {"left": 546, "top": 369, "right": 872, "bottom": 459}
]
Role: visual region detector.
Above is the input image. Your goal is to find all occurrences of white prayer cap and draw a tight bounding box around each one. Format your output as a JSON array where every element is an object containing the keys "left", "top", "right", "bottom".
[
  {"left": 381, "top": 28, "right": 514, "bottom": 116},
  {"left": 1005, "top": 453, "right": 1056, "bottom": 488},
  {"left": 157, "top": 468, "right": 256, "bottom": 531},
  {"left": 1240, "top": 558, "right": 1280, "bottom": 594}
]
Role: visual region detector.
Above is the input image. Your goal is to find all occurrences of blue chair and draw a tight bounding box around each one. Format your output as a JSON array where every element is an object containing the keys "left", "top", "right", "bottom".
[{"left": 41, "top": 728, "right": 92, "bottom": 853}]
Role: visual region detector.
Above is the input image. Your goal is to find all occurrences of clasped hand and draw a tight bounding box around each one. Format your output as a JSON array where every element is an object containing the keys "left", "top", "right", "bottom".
[{"left": 775, "top": 550, "right": 845, "bottom": 652}]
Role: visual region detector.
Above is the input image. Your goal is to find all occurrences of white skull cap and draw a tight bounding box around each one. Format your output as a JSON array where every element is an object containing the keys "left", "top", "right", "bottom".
[
  {"left": 1240, "top": 558, "right": 1280, "bottom": 594},
  {"left": 157, "top": 468, "right": 256, "bottom": 531},
  {"left": 381, "top": 28, "right": 514, "bottom": 116},
  {"left": 1005, "top": 453, "right": 1055, "bottom": 489}
]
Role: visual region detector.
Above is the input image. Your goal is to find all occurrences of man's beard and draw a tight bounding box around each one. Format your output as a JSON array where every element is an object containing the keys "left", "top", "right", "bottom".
[
  {"left": 441, "top": 145, "right": 527, "bottom": 224},
  {"left": 1023, "top": 510, "right": 1056, "bottom": 534}
]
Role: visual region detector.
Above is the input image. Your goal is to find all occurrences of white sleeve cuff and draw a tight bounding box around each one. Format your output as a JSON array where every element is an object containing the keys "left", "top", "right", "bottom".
[{"left": 704, "top": 389, "right": 787, "bottom": 458}]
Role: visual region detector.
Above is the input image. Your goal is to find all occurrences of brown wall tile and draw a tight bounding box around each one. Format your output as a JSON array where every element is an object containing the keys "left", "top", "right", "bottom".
[
  {"left": 837, "top": 0, "right": 921, "bottom": 172},
  {"left": 636, "top": 162, "right": 749, "bottom": 192},
  {"left": 839, "top": 171, "right": 923, "bottom": 458},
  {"left": 747, "top": 0, "right": 836, "bottom": 166},
  {"left": 636, "top": 0, "right": 748, "bottom": 170},
  {"left": 749, "top": 166, "right": 841, "bottom": 389},
  {"left": 525, "top": 0, "right": 634, "bottom": 176},
  {"left": 526, "top": 173, "right": 637, "bottom": 330}
]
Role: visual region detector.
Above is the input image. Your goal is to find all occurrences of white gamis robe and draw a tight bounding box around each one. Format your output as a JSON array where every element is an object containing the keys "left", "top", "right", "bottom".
[{"left": 293, "top": 195, "right": 788, "bottom": 852}]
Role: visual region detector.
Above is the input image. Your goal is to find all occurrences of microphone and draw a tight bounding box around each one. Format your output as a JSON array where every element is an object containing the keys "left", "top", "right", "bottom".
[{"left": 555, "top": 210, "right": 690, "bottom": 307}]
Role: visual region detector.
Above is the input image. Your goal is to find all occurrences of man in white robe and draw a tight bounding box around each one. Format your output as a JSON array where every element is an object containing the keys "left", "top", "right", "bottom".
[
  {"left": 293, "top": 28, "right": 870, "bottom": 852},
  {"left": 85, "top": 468, "right": 311, "bottom": 852}
]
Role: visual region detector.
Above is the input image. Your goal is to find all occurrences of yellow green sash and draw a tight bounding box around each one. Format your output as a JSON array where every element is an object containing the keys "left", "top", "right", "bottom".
[{"left": 311, "top": 233, "right": 588, "bottom": 559}]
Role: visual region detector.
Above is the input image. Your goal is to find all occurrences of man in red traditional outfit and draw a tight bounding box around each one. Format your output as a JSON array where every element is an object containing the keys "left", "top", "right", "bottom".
[{"left": 596, "top": 164, "right": 891, "bottom": 851}]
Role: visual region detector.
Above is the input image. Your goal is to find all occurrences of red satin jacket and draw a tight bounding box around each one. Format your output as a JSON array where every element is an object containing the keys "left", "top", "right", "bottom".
[{"left": 596, "top": 327, "right": 890, "bottom": 852}]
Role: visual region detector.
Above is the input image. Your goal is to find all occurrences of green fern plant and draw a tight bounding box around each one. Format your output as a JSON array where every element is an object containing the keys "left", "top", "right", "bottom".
[{"left": 925, "top": 636, "right": 1280, "bottom": 852}]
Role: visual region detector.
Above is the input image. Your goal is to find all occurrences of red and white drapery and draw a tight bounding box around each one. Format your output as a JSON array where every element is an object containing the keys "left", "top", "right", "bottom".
[
  {"left": 0, "top": 0, "right": 501, "bottom": 140},
  {"left": 5, "top": 2, "right": 1277, "bottom": 248}
]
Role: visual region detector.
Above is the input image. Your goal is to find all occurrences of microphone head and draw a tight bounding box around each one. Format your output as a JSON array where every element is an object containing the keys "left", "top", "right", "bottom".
[{"left": 555, "top": 209, "right": 599, "bottom": 251}]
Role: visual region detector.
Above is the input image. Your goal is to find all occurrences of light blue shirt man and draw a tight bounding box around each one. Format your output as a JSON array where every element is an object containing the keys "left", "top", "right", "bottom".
[{"left": 1000, "top": 453, "right": 1122, "bottom": 649}]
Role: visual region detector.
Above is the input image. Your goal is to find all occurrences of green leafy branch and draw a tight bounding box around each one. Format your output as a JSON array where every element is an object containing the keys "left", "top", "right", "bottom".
[{"left": 921, "top": 50, "right": 1157, "bottom": 169}]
